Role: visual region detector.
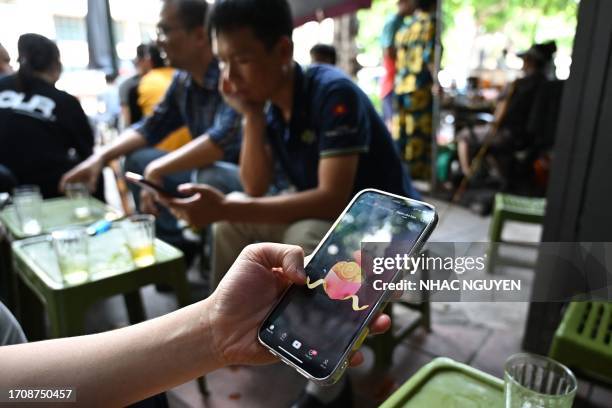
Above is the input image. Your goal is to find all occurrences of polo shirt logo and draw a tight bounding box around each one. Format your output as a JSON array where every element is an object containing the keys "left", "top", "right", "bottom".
[
  {"left": 332, "top": 103, "right": 347, "bottom": 116},
  {"left": 301, "top": 129, "right": 316, "bottom": 144}
]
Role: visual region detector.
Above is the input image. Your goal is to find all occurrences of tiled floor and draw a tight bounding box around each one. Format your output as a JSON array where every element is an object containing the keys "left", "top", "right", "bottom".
[{"left": 82, "top": 196, "right": 611, "bottom": 407}]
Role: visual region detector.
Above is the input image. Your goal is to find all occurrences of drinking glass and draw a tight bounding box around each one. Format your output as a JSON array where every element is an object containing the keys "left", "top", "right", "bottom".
[
  {"left": 52, "top": 227, "right": 90, "bottom": 285},
  {"left": 504, "top": 353, "right": 577, "bottom": 408},
  {"left": 64, "top": 182, "right": 91, "bottom": 220},
  {"left": 13, "top": 185, "right": 43, "bottom": 236},
  {"left": 121, "top": 214, "right": 156, "bottom": 267}
]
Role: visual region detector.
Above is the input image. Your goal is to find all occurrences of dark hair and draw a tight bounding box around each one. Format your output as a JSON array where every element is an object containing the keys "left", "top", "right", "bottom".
[
  {"left": 136, "top": 43, "right": 147, "bottom": 60},
  {"left": 145, "top": 43, "right": 166, "bottom": 68},
  {"left": 16, "top": 33, "right": 60, "bottom": 91},
  {"left": 521, "top": 41, "right": 557, "bottom": 70},
  {"left": 208, "top": 0, "right": 293, "bottom": 49},
  {"left": 310, "top": 44, "right": 337, "bottom": 65},
  {"left": 164, "top": 0, "right": 208, "bottom": 30},
  {"left": 417, "top": 0, "right": 437, "bottom": 10}
]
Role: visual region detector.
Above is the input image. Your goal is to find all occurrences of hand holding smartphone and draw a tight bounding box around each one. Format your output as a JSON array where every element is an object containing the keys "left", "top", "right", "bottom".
[
  {"left": 124, "top": 172, "right": 189, "bottom": 199},
  {"left": 258, "top": 189, "right": 437, "bottom": 385}
]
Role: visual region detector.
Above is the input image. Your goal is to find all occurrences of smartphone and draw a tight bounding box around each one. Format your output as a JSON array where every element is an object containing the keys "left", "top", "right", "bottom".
[
  {"left": 258, "top": 189, "right": 438, "bottom": 386},
  {"left": 124, "top": 172, "right": 188, "bottom": 199}
]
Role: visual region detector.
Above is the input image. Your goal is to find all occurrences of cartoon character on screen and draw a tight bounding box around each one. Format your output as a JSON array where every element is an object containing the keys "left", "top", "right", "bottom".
[{"left": 306, "top": 251, "right": 370, "bottom": 311}]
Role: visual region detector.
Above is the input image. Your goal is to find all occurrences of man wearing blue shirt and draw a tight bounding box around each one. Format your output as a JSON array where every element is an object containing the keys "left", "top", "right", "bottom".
[
  {"left": 163, "top": 0, "right": 419, "bottom": 248},
  {"left": 161, "top": 1, "right": 418, "bottom": 404},
  {"left": 60, "top": 0, "right": 242, "bottom": 249},
  {"left": 163, "top": 0, "right": 418, "bottom": 275}
]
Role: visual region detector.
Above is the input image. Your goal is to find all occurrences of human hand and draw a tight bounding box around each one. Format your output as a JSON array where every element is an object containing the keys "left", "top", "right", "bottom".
[
  {"left": 59, "top": 154, "right": 104, "bottom": 193},
  {"left": 208, "top": 243, "right": 391, "bottom": 367},
  {"left": 219, "top": 76, "right": 265, "bottom": 118},
  {"left": 157, "top": 183, "right": 225, "bottom": 227},
  {"left": 140, "top": 166, "right": 164, "bottom": 216}
]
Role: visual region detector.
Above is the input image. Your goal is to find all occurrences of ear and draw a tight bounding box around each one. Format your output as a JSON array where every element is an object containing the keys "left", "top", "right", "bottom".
[
  {"left": 193, "top": 26, "right": 209, "bottom": 48},
  {"left": 276, "top": 36, "right": 294, "bottom": 66}
]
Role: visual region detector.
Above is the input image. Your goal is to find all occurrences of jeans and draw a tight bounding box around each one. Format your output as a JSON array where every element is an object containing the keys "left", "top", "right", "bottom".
[{"left": 124, "top": 147, "right": 242, "bottom": 247}]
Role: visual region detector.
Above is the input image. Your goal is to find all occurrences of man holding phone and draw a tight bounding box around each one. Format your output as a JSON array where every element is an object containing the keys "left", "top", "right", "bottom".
[
  {"left": 60, "top": 0, "right": 242, "bottom": 252},
  {"left": 159, "top": 1, "right": 419, "bottom": 405}
]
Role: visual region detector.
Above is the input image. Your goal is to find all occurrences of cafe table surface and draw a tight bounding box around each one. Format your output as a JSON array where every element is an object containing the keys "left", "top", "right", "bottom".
[
  {"left": 379, "top": 357, "right": 504, "bottom": 408},
  {"left": 0, "top": 196, "right": 120, "bottom": 240},
  {"left": 11, "top": 227, "right": 190, "bottom": 339},
  {"left": 0, "top": 197, "right": 121, "bottom": 312}
]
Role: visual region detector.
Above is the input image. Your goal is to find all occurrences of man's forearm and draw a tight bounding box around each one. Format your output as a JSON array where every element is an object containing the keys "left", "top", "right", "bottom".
[
  {"left": 98, "top": 129, "right": 148, "bottom": 164},
  {"left": 239, "top": 114, "right": 273, "bottom": 196},
  {"left": 224, "top": 188, "right": 348, "bottom": 224},
  {"left": 146, "top": 135, "right": 223, "bottom": 178},
  {"left": 0, "top": 299, "right": 221, "bottom": 407}
]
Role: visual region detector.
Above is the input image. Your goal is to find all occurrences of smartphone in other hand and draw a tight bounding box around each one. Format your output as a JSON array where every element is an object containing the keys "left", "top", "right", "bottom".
[{"left": 124, "top": 172, "right": 189, "bottom": 199}]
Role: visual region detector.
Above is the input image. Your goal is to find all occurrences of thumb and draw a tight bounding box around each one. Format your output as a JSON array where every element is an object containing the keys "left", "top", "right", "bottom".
[
  {"left": 177, "top": 183, "right": 207, "bottom": 196},
  {"left": 244, "top": 243, "right": 306, "bottom": 284}
]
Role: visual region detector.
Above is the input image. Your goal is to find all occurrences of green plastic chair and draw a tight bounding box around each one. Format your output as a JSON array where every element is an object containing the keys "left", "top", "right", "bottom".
[
  {"left": 549, "top": 301, "right": 612, "bottom": 384},
  {"left": 487, "top": 193, "right": 546, "bottom": 273}
]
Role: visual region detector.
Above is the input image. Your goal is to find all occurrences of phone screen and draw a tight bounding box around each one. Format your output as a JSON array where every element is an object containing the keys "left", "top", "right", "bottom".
[{"left": 259, "top": 190, "right": 436, "bottom": 380}]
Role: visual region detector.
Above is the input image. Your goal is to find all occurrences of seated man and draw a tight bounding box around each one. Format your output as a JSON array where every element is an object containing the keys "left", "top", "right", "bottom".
[
  {"left": 161, "top": 1, "right": 418, "bottom": 405},
  {"left": 310, "top": 43, "right": 337, "bottom": 66},
  {"left": 457, "top": 41, "right": 557, "bottom": 185},
  {"left": 61, "top": 0, "right": 242, "bottom": 251}
]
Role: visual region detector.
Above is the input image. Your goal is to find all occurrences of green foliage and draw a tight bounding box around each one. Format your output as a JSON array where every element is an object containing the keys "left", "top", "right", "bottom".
[
  {"left": 442, "top": 0, "right": 578, "bottom": 43},
  {"left": 357, "top": 0, "right": 578, "bottom": 65}
]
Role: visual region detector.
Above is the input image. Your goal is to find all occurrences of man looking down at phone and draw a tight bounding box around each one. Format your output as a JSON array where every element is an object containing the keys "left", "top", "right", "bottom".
[
  {"left": 163, "top": 0, "right": 419, "bottom": 285},
  {"left": 60, "top": 0, "right": 242, "bottom": 252},
  {"left": 159, "top": 1, "right": 419, "bottom": 404}
]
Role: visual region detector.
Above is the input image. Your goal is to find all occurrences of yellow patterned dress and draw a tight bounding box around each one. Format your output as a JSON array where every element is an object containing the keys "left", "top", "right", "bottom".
[{"left": 392, "top": 10, "right": 436, "bottom": 180}]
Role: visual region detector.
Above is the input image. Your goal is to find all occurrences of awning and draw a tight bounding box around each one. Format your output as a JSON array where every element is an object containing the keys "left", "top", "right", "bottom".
[{"left": 289, "top": 0, "right": 372, "bottom": 26}]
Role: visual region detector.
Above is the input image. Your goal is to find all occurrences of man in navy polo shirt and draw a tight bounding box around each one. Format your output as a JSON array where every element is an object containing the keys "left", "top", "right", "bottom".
[
  {"left": 161, "top": 1, "right": 418, "bottom": 403},
  {"left": 163, "top": 0, "right": 418, "bottom": 276}
]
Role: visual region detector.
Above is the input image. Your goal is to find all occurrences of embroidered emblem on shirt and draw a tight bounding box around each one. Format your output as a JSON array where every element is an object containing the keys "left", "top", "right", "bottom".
[
  {"left": 301, "top": 130, "right": 316, "bottom": 144},
  {"left": 332, "top": 104, "right": 347, "bottom": 116}
]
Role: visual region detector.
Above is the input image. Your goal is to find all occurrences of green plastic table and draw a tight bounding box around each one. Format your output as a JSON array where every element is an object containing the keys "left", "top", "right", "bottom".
[
  {"left": 0, "top": 196, "right": 119, "bottom": 240},
  {"left": 0, "top": 197, "right": 121, "bottom": 308},
  {"left": 380, "top": 357, "right": 504, "bottom": 408},
  {"left": 11, "top": 227, "right": 190, "bottom": 338}
]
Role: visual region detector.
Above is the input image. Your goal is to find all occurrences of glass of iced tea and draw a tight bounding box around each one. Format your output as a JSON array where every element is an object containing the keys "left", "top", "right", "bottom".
[
  {"left": 52, "top": 226, "right": 90, "bottom": 285},
  {"left": 13, "top": 185, "right": 43, "bottom": 236},
  {"left": 121, "top": 214, "right": 156, "bottom": 267},
  {"left": 64, "top": 182, "right": 91, "bottom": 220}
]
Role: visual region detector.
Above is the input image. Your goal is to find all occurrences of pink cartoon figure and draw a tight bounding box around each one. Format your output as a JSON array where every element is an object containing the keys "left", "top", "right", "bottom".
[{"left": 307, "top": 250, "right": 369, "bottom": 311}]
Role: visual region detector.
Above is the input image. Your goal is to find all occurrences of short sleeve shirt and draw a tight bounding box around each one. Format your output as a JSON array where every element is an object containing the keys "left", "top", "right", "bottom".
[
  {"left": 132, "top": 59, "right": 242, "bottom": 163},
  {"left": 0, "top": 301, "right": 26, "bottom": 345},
  {"left": 265, "top": 63, "right": 415, "bottom": 198}
]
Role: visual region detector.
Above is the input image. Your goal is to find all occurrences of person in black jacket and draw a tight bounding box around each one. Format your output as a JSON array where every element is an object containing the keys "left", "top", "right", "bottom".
[{"left": 0, "top": 33, "right": 98, "bottom": 198}]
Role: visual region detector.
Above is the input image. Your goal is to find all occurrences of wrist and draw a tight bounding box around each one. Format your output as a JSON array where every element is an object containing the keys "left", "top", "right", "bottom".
[
  {"left": 222, "top": 195, "right": 252, "bottom": 222},
  {"left": 243, "top": 110, "right": 266, "bottom": 126},
  {"left": 144, "top": 164, "right": 163, "bottom": 181},
  {"left": 93, "top": 151, "right": 107, "bottom": 166},
  {"left": 202, "top": 296, "right": 230, "bottom": 368}
]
